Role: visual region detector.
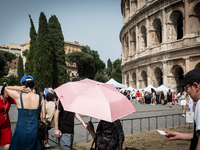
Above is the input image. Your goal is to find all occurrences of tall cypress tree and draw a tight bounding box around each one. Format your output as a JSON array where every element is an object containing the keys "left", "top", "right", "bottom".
[
  {"left": 107, "top": 58, "right": 112, "bottom": 77},
  {"left": 17, "top": 55, "right": 24, "bottom": 85},
  {"left": 48, "top": 15, "right": 67, "bottom": 88},
  {"left": 33, "top": 12, "right": 53, "bottom": 91},
  {"left": 25, "top": 15, "right": 37, "bottom": 75}
]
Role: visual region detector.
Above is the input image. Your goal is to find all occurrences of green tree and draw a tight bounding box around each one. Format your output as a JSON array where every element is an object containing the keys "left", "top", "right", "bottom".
[
  {"left": 66, "top": 51, "right": 94, "bottom": 79},
  {"left": 107, "top": 58, "right": 112, "bottom": 77},
  {"left": 17, "top": 55, "right": 24, "bottom": 85},
  {"left": 110, "top": 59, "right": 122, "bottom": 83},
  {"left": 9, "top": 75, "right": 17, "bottom": 85},
  {"left": 0, "top": 51, "right": 16, "bottom": 61},
  {"left": 33, "top": 12, "right": 53, "bottom": 91},
  {"left": 25, "top": 15, "right": 37, "bottom": 75},
  {"left": 0, "top": 52, "right": 7, "bottom": 78},
  {"left": 22, "top": 49, "right": 29, "bottom": 57},
  {"left": 81, "top": 45, "right": 105, "bottom": 79},
  {"left": 48, "top": 15, "right": 67, "bottom": 88},
  {"left": 93, "top": 71, "right": 108, "bottom": 83},
  {"left": 0, "top": 51, "right": 16, "bottom": 78}
]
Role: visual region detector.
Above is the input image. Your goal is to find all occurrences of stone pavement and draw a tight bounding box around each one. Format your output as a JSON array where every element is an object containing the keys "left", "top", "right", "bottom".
[{"left": 0, "top": 103, "right": 190, "bottom": 150}]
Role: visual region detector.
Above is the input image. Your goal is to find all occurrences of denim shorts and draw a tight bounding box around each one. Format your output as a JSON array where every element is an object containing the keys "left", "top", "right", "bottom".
[{"left": 58, "top": 133, "right": 74, "bottom": 150}]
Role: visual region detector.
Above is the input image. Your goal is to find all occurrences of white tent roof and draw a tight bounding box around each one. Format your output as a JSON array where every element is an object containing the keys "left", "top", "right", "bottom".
[
  {"left": 106, "top": 78, "right": 127, "bottom": 88},
  {"left": 126, "top": 86, "right": 134, "bottom": 91},
  {"left": 155, "top": 85, "right": 175, "bottom": 92},
  {"left": 143, "top": 84, "right": 156, "bottom": 92}
]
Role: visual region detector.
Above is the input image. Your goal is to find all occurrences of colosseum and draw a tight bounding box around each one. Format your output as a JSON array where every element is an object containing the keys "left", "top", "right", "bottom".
[{"left": 120, "top": 0, "right": 200, "bottom": 92}]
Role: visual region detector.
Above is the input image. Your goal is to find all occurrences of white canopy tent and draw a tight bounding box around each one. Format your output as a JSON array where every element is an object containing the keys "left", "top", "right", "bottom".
[
  {"left": 106, "top": 78, "right": 127, "bottom": 88},
  {"left": 142, "top": 84, "right": 156, "bottom": 92},
  {"left": 126, "top": 86, "right": 135, "bottom": 91},
  {"left": 155, "top": 85, "right": 175, "bottom": 92}
]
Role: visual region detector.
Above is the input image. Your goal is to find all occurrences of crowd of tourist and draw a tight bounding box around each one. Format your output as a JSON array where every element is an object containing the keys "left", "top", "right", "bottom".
[
  {"left": 1, "top": 69, "right": 200, "bottom": 149},
  {"left": 121, "top": 88, "right": 194, "bottom": 117}
]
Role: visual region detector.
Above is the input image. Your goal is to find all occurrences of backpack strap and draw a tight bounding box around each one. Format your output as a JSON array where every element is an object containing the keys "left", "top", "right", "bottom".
[
  {"left": 20, "top": 93, "right": 24, "bottom": 109},
  {"left": 37, "top": 94, "right": 42, "bottom": 120},
  {"left": 90, "top": 137, "right": 98, "bottom": 150}
]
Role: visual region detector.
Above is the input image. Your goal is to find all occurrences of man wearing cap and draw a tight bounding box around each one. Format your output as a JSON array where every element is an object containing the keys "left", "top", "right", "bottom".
[{"left": 165, "top": 69, "right": 200, "bottom": 150}]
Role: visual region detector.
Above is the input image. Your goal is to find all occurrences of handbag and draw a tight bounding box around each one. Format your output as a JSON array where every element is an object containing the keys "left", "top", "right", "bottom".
[
  {"left": 37, "top": 94, "right": 47, "bottom": 140},
  {"left": 90, "top": 137, "right": 98, "bottom": 150}
]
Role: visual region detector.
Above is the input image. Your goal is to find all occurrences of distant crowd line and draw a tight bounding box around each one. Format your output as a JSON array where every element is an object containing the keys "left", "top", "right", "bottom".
[{"left": 121, "top": 89, "right": 194, "bottom": 117}]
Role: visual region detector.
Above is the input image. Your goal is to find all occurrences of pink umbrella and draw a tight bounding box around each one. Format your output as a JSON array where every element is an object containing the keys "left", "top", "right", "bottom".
[{"left": 54, "top": 78, "right": 136, "bottom": 122}]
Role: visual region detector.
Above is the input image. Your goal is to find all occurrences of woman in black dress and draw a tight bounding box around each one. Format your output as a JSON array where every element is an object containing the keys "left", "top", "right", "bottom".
[
  {"left": 166, "top": 89, "right": 172, "bottom": 108},
  {"left": 160, "top": 91, "right": 165, "bottom": 105}
]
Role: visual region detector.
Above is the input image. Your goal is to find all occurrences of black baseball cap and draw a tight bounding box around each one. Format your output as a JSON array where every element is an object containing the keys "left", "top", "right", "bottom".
[{"left": 177, "top": 69, "right": 200, "bottom": 88}]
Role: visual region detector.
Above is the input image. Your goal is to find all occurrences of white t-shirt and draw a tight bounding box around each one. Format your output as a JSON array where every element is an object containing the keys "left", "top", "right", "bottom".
[
  {"left": 46, "top": 101, "right": 56, "bottom": 127},
  {"left": 194, "top": 100, "right": 200, "bottom": 136}
]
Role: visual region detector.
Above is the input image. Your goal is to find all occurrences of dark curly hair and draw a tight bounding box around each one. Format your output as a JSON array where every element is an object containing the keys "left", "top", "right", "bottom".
[{"left": 21, "top": 80, "right": 35, "bottom": 88}]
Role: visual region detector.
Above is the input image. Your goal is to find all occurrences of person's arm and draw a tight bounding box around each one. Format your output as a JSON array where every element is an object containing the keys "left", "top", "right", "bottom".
[
  {"left": 54, "top": 109, "right": 62, "bottom": 137},
  {"left": 75, "top": 113, "right": 87, "bottom": 130},
  {"left": 5, "top": 86, "right": 27, "bottom": 104},
  {"left": 40, "top": 97, "right": 46, "bottom": 124},
  {"left": 165, "top": 130, "right": 192, "bottom": 141}
]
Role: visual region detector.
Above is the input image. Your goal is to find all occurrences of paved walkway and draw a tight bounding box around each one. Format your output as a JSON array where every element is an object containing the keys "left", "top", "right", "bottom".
[{"left": 0, "top": 103, "right": 190, "bottom": 150}]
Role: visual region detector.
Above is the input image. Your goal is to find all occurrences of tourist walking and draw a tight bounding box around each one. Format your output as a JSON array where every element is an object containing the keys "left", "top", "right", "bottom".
[
  {"left": 54, "top": 101, "right": 87, "bottom": 150},
  {"left": 166, "top": 89, "right": 172, "bottom": 108},
  {"left": 0, "top": 84, "right": 16, "bottom": 150},
  {"left": 150, "top": 91, "right": 156, "bottom": 105},
  {"left": 160, "top": 91, "right": 165, "bottom": 105},
  {"left": 44, "top": 93, "right": 56, "bottom": 147},
  {"left": 136, "top": 90, "right": 140, "bottom": 104},
  {"left": 5, "top": 75, "right": 46, "bottom": 150},
  {"left": 131, "top": 89, "right": 136, "bottom": 103},
  {"left": 179, "top": 91, "right": 187, "bottom": 117},
  {"left": 141, "top": 89, "right": 145, "bottom": 104}
]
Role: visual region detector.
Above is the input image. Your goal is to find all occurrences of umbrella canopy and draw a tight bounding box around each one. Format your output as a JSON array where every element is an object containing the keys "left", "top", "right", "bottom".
[
  {"left": 106, "top": 78, "right": 127, "bottom": 88},
  {"left": 54, "top": 78, "right": 136, "bottom": 122},
  {"left": 155, "top": 85, "right": 175, "bottom": 92}
]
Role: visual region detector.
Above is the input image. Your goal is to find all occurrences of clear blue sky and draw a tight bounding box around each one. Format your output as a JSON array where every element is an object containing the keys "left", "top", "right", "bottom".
[{"left": 0, "top": 0, "right": 122, "bottom": 65}]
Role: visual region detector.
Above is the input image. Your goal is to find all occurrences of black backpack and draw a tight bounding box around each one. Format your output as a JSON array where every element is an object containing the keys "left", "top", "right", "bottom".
[{"left": 96, "top": 120, "right": 124, "bottom": 150}]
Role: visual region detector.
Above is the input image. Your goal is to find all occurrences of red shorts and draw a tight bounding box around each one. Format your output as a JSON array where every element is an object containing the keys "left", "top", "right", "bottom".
[{"left": 0, "top": 127, "right": 12, "bottom": 146}]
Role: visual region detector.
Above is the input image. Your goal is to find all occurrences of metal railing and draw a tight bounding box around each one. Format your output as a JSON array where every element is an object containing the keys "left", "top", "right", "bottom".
[
  {"left": 10, "top": 113, "right": 187, "bottom": 144},
  {"left": 74, "top": 113, "right": 186, "bottom": 142}
]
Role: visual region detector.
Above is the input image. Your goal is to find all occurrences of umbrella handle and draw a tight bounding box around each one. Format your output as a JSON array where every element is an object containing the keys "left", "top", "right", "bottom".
[{"left": 90, "top": 117, "right": 92, "bottom": 122}]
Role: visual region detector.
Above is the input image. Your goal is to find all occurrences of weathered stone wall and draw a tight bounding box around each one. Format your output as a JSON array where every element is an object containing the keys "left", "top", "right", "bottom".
[{"left": 120, "top": 0, "right": 200, "bottom": 91}]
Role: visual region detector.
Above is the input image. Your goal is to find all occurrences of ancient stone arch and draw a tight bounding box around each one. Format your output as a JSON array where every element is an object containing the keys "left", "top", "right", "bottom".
[
  {"left": 132, "top": 72, "right": 136, "bottom": 88},
  {"left": 123, "top": 33, "right": 129, "bottom": 61},
  {"left": 140, "top": 26, "right": 147, "bottom": 50},
  {"left": 194, "top": 61, "right": 200, "bottom": 70},
  {"left": 154, "top": 67, "right": 163, "bottom": 87},
  {"left": 190, "top": 1, "right": 200, "bottom": 35},
  {"left": 152, "top": 18, "right": 162, "bottom": 46},
  {"left": 126, "top": 74, "right": 129, "bottom": 87},
  {"left": 130, "top": 31, "right": 136, "bottom": 55},
  {"left": 171, "top": 65, "right": 184, "bottom": 92},
  {"left": 130, "top": 0, "right": 138, "bottom": 15},
  {"left": 141, "top": 70, "right": 147, "bottom": 88},
  {"left": 169, "top": 10, "right": 183, "bottom": 40}
]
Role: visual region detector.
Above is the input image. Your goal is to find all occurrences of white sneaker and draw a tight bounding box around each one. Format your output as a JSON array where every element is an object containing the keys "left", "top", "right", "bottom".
[
  {"left": 45, "top": 143, "right": 50, "bottom": 147},
  {"left": 152, "top": 104, "right": 155, "bottom": 105}
]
